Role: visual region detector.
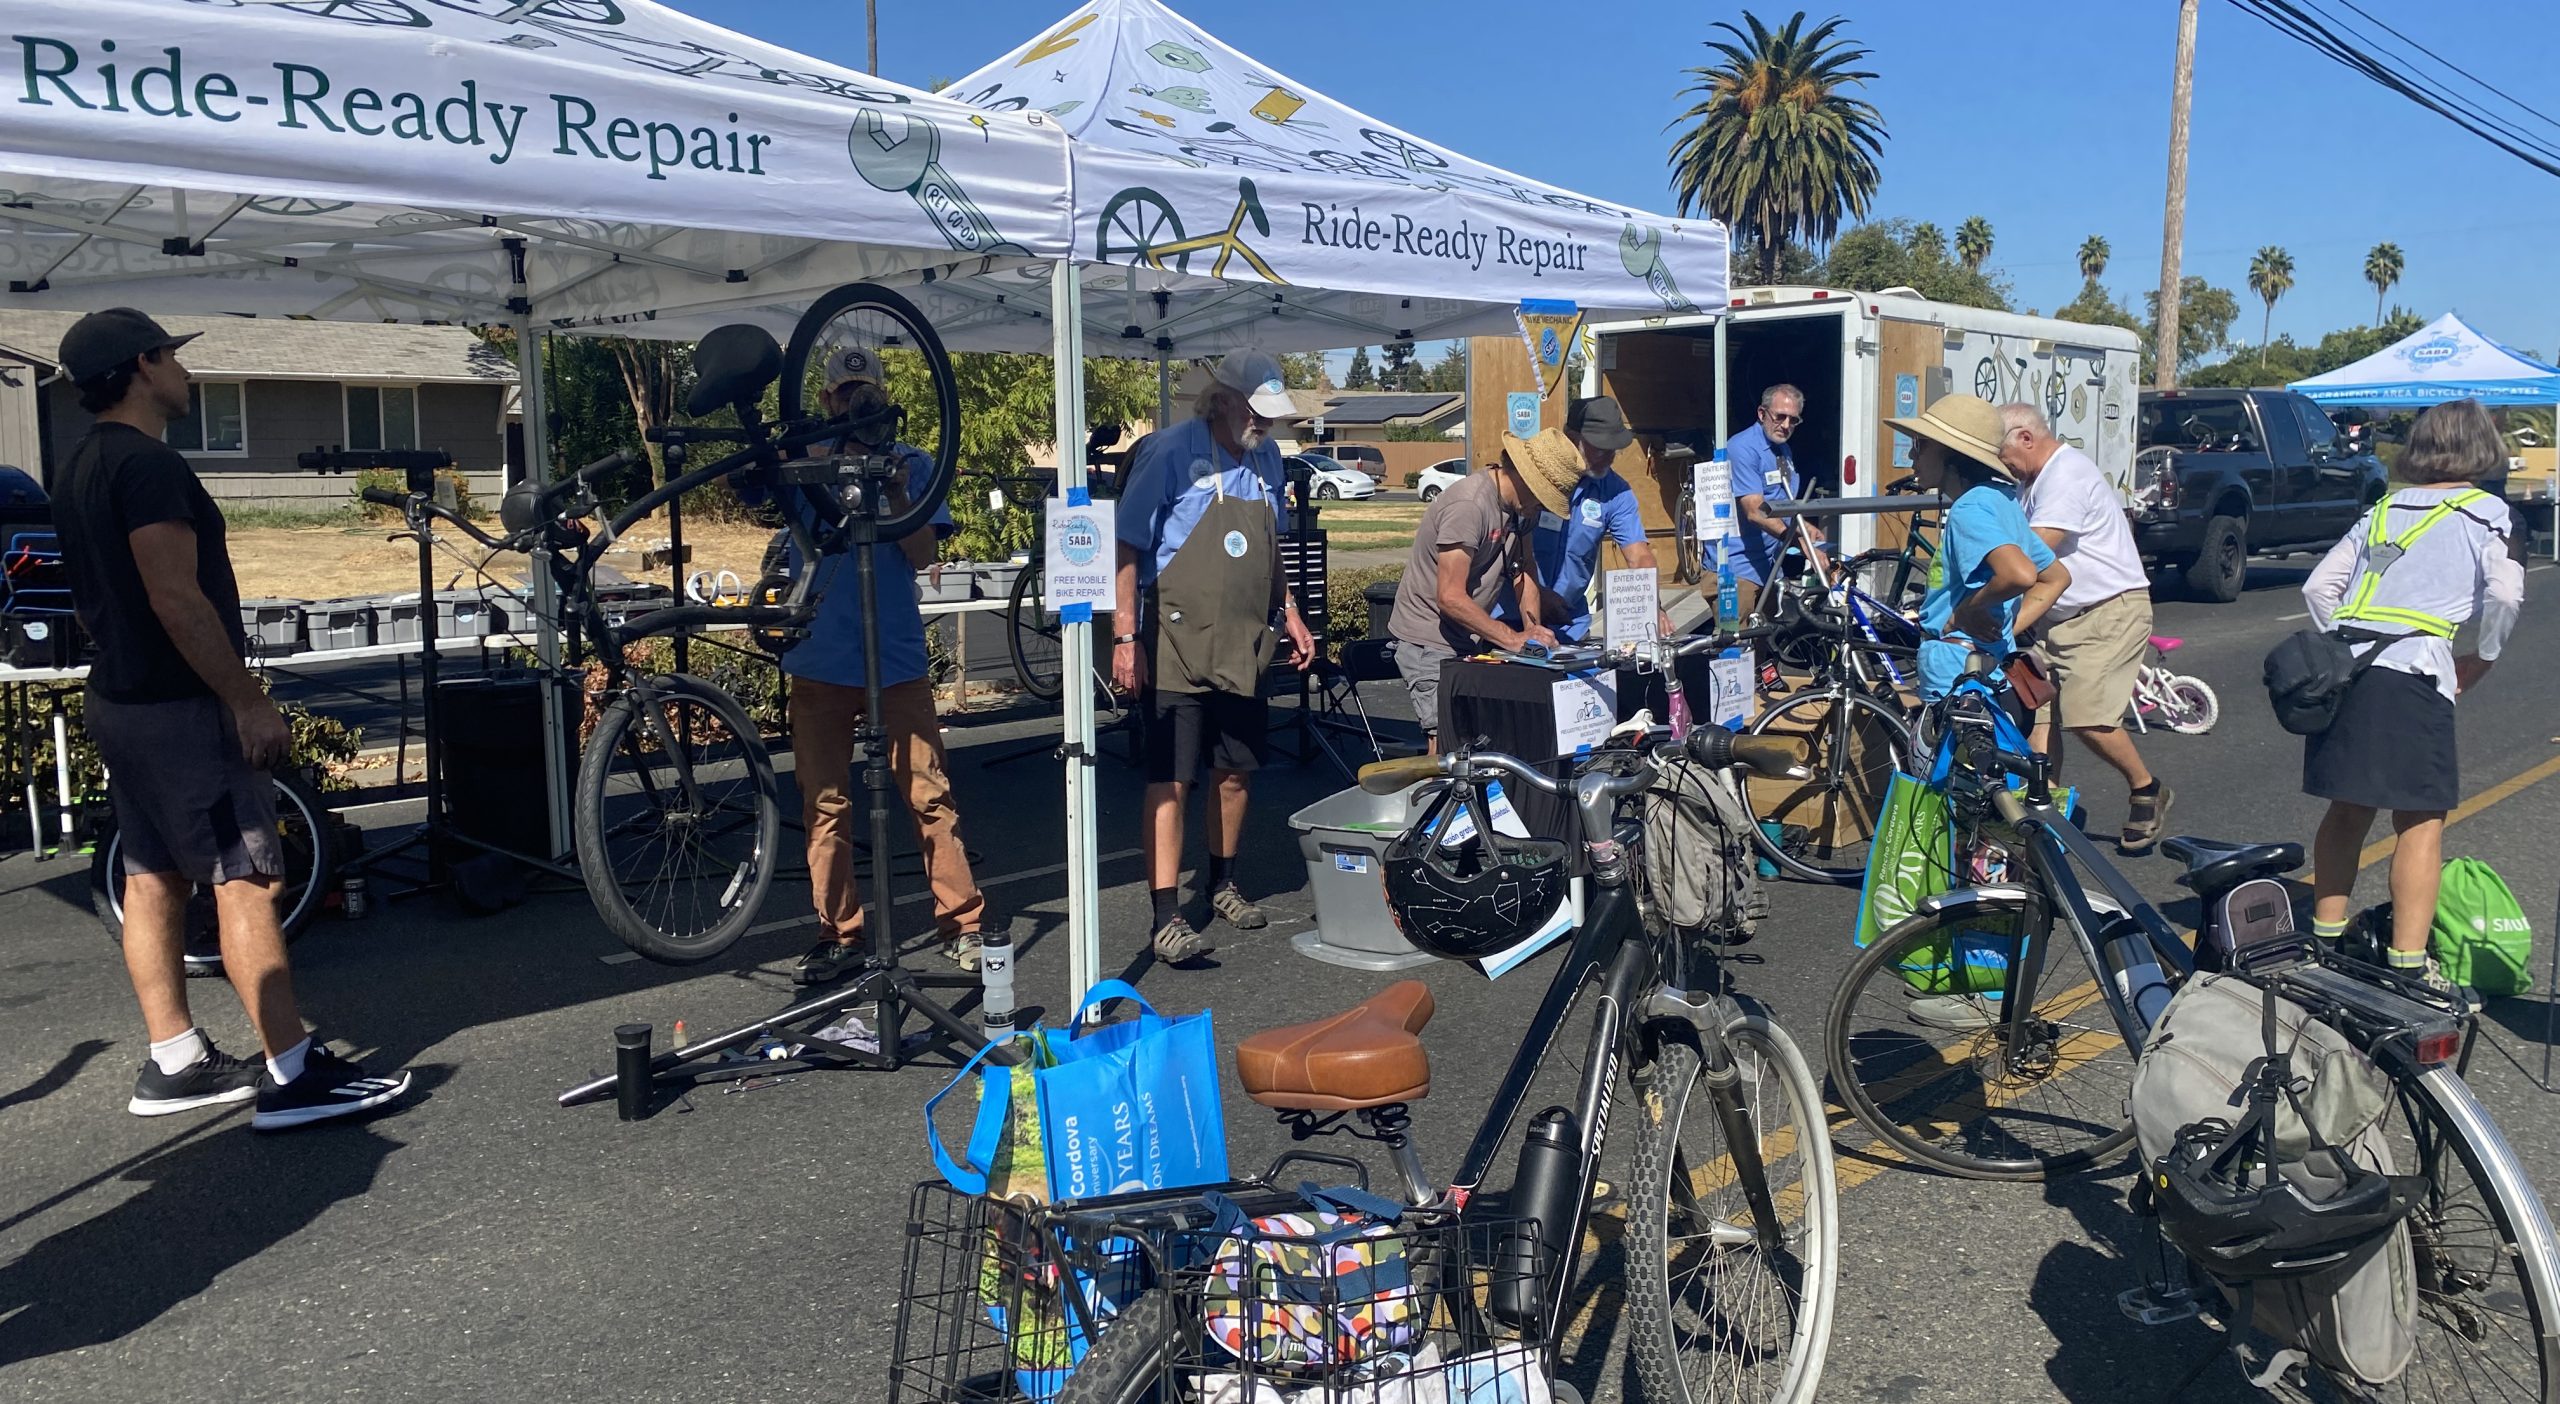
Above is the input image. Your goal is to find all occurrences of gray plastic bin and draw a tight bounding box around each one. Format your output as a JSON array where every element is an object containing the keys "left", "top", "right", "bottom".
[
  {"left": 918, "top": 567, "right": 973, "bottom": 605},
  {"left": 368, "top": 594, "right": 422, "bottom": 646},
  {"left": 1286, "top": 783, "right": 1440, "bottom": 971},
  {"left": 238, "top": 598, "right": 306, "bottom": 657},
  {"left": 302, "top": 598, "right": 377, "bottom": 652},
  {"left": 970, "top": 561, "right": 1024, "bottom": 599}
]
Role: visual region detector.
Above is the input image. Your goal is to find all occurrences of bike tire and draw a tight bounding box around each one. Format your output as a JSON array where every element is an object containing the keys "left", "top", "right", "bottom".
[
  {"left": 1007, "top": 563, "right": 1065, "bottom": 703},
  {"left": 1628, "top": 1014, "right": 1839, "bottom": 1404},
  {"left": 1744, "top": 689, "right": 1911, "bottom": 885},
  {"left": 1826, "top": 892, "right": 2139, "bottom": 1181},
  {"left": 775, "top": 282, "right": 960, "bottom": 546},
  {"left": 1674, "top": 499, "right": 1702, "bottom": 584},
  {"left": 1054, "top": 1290, "right": 1175, "bottom": 1404},
  {"left": 94, "top": 768, "right": 338, "bottom": 977},
  {"left": 574, "top": 674, "right": 780, "bottom": 964},
  {"left": 2163, "top": 675, "right": 2218, "bottom": 734}
]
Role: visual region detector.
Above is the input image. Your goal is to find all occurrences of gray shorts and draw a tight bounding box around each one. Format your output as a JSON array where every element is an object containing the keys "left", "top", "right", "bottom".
[
  {"left": 86, "top": 691, "right": 283, "bottom": 886},
  {"left": 1388, "top": 639, "right": 1453, "bottom": 737}
]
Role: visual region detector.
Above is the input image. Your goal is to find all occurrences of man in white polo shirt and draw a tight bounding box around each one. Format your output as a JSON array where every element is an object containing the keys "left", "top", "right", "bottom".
[{"left": 2000, "top": 402, "right": 2174, "bottom": 853}]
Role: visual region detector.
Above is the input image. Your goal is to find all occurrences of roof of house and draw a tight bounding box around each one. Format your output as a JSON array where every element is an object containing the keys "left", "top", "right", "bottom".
[
  {"left": 0, "top": 311, "right": 515, "bottom": 385},
  {"left": 1317, "top": 391, "right": 1464, "bottom": 426}
]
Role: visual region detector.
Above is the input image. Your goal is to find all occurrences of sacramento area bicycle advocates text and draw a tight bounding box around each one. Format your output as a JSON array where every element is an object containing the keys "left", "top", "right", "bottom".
[
  {"left": 15, "top": 38, "right": 776, "bottom": 181},
  {"left": 1301, "top": 202, "right": 1589, "bottom": 277}
]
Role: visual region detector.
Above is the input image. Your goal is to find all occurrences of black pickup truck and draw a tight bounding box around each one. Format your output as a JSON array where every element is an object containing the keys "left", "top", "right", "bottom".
[{"left": 2130, "top": 387, "right": 2390, "bottom": 602}]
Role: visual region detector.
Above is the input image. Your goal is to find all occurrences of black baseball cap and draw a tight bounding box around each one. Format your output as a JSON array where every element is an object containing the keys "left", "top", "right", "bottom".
[
  {"left": 1565, "top": 395, "right": 1633, "bottom": 451},
  {"left": 57, "top": 308, "right": 199, "bottom": 386}
]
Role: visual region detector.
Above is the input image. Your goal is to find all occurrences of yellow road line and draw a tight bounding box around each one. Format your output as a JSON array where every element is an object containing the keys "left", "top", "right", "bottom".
[{"left": 2358, "top": 750, "right": 2560, "bottom": 868}]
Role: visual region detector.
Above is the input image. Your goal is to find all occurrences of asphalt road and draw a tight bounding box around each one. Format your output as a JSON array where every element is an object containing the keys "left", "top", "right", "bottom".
[{"left": 1, "top": 555, "right": 2554, "bottom": 1402}]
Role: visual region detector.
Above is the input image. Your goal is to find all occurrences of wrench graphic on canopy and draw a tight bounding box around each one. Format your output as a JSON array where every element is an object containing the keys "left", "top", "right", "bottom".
[{"left": 848, "top": 108, "right": 1030, "bottom": 257}]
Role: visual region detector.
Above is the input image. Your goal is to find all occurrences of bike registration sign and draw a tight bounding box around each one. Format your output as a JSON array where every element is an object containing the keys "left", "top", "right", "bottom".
[{"left": 1044, "top": 498, "right": 1116, "bottom": 617}]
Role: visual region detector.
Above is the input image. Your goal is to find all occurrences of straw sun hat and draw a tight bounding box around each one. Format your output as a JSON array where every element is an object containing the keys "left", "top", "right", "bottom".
[
  {"left": 1500, "top": 427, "right": 1581, "bottom": 518},
  {"left": 1883, "top": 392, "right": 2014, "bottom": 479}
]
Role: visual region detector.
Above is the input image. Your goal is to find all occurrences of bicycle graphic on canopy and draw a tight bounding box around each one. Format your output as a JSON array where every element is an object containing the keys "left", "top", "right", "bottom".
[{"left": 1094, "top": 179, "right": 1285, "bottom": 284}]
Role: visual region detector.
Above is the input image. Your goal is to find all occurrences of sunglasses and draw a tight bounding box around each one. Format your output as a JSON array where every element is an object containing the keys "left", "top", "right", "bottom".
[{"left": 1762, "top": 410, "right": 1802, "bottom": 427}]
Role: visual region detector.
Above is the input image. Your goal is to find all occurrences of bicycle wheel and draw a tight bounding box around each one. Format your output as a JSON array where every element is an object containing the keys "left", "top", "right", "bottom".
[
  {"left": 2160, "top": 675, "right": 2218, "bottom": 734},
  {"left": 1842, "top": 549, "right": 1926, "bottom": 615},
  {"left": 574, "top": 674, "right": 780, "bottom": 964},
  {"left": 94, "top": 769, "right": 338, "bottom": 977},
  {"left": 1628, "top": 1012, "right": 1839, "bottom": 1404},
  {"left": 1675, "top": 498, "right": 1703, "bottom": 584},
  {"left": 777, "top": 282, "right": 959, "bottom": 545},
  {"left": 1055, "top": 1291, "right": 1175, "bottom": 1404},
  {"left": 2244, "top": 1065, "right": 2560, "bottom": 1403},
  {"left": 1744, "top": 689, "right": 1911, "bottom": 885},
  {"left": 1007, "top": 563, "right": 1064, "bottom": 703},
  {"left": 1827, "top": 892, "right": 2139, "bottom": 1180}
]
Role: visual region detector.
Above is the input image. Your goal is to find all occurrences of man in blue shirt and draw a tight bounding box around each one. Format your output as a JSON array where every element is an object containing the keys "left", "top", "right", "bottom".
[
  {"left": 754, "top": 346, "right": 989, "bottom": 986},
  {"left": 1532, "top": 396, "right": 1669, "bottom": 641},
  {"left": 1112, "top": 350, "right": 1316, "bottom": 964},
  {"left": 1885, "top": 393, "right": 2072, "bottom": 700},
  {"left": 1721, "top": 383, "right": 1826, "bottom": 621}
]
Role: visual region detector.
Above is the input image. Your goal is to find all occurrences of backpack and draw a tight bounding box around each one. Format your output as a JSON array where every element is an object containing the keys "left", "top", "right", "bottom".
[
  {"left": 2130, "top": 975, "right": 2415, "bottom": 1385},
  {"left": 2431, "top": 857, "right": 2534, "bottom": 997},
  {"left": 2261, "top": 627, "right": 2386, "bottom": 737},
  {"left": 1643, "top": 756, "right": 1763, "bottom": 940},
  {"left": 1199, "top": 1186, "right": 1423, "bottom": 1372}
]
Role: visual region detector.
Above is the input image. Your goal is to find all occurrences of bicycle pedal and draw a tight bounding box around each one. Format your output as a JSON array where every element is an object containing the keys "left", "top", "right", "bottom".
[{"left": 2118, "top": 1282, "right": 2202, "bottom": 1326}]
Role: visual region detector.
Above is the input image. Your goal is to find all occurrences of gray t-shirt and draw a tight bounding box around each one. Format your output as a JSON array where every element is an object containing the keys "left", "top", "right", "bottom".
[{"left": 1389, "top": 471, "right": 1524, "bottom": 652}]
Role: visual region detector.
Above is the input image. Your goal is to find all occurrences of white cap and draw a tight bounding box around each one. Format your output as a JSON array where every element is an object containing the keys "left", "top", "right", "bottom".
[
  {"left": 1211, "top": 348, "right": 1294, "bottom": 418},
  {"left": 823, "top": 345, "right": 883, "bottom": 388}
]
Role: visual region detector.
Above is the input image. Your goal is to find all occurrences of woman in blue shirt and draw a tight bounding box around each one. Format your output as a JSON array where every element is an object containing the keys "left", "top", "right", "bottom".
[{"left": 1886, "top": 394, "right": 2071, "bottom": 701}]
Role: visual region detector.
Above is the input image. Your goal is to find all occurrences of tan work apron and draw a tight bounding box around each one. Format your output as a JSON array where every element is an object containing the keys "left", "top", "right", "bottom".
[{"left": 1146, "top": 480, "right": 1281, "bottom": 696}]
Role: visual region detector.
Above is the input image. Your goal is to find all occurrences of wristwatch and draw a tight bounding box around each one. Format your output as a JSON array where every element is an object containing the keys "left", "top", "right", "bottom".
[{"left": 1112, "top": 633, "right": 1140, "bottom": 645}]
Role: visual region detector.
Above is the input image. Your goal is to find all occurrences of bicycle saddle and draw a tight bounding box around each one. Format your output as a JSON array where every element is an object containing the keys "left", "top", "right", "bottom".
[
  {"left": 2150, "top": 635, "right": 2184, "bottom": 652},
  {"left": 1234, "top": 980, "right": 1434, "bottom": 1111},
  {"left": 2162, "top": 835, "right": 2304, "bottom": 898}
]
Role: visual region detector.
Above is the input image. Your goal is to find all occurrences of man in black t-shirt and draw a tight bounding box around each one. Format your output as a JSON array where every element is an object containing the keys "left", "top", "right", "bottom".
[{"left": 53, "top": 308, "right": 408, "bottom": 1131}]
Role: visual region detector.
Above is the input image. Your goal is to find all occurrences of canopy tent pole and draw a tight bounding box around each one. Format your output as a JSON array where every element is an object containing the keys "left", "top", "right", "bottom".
[
  {"left": 506, "top": 242, "right": 572, "bottom": 861},
  {"left": 1050, "top": 262, "right": 1101, "bottom": 1011},
  {"left": 1157, "top": 352, "right": 1172, "bottom": 426}
]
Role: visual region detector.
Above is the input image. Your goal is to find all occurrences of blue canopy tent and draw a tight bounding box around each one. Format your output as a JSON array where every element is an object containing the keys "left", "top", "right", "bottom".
[{"left": 2291, "top": 312, "right": 2560, "bottom": 407}]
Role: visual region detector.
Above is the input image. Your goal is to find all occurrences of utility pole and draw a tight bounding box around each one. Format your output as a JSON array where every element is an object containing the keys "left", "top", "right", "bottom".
[
  {"left": 2154, "top": 0, "right": 2199, "bottom": 389},
  {"left": 866, "top": 1, "right": 878, "bottom": 75}
]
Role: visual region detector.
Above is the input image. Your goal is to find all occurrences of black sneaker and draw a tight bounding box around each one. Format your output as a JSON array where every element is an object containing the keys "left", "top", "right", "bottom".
[
  {"left": 251, "top": 1046, "right": 412, "bottom": 1131},
  {"left": 128, "top": 1044, "right": 263, "bottom": 1117},
  {"left": 795, "top": 937, "right": 865, "bottom": 985}
]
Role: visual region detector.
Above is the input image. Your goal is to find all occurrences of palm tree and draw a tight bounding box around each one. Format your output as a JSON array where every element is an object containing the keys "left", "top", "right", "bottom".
[
  {"left": 1667, "top": 11, "right": 1886, "bottom": 285},
  {"left": 2077, "top": 235, "right": 2110, "bottom": 282},
  {"left": 1955, "top": 216, "right": 1994, "bottom": 272},
  {"left": 2364, "top": 242, "right": 2404, "bottom": 324},
  {"left": 1910, "top": 222, "right": 1947, "bottom": 261},
  {"left": 2248, "top": 245, "right": 2295, "bottom": 374}
]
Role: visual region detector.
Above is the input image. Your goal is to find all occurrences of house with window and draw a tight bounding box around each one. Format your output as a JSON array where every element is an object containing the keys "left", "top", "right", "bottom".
[{"left": 0, "top": 311, "right": 516, "bottom": 508}]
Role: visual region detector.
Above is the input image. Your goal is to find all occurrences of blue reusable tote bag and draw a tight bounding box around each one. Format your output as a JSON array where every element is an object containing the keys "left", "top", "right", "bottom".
[{"left": 1035, "top": 980, "right": 1231, "bottom": 1202}]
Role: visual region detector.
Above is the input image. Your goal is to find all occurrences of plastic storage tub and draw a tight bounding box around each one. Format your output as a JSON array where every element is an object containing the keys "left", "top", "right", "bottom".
[
  {"left": 917, "top": 567, "right": 973, "bottom": 605},
  {"left": 238, "top": 598, "right": 306, "bottom": 657},
  {"left": 969, "top": 561, "right": 1024, "bottom": 599},
  {"left": 1287, "top": 783, "right": 1440, "bottom": 971},
  {"left": 302, "top": 599, "right": 377, "bottom": 652}
]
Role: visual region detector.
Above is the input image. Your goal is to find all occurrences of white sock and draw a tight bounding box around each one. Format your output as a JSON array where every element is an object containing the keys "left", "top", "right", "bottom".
[
  {"left": 267, "top": 1037, "right": 313, "bottom": 1086},
  {"left": 148, "top": 1028, "right": 209, "bottom": 1076}
]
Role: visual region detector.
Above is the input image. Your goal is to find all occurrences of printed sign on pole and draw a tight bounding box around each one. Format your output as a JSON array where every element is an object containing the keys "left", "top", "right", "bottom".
[
  {"left": 1708, "top": 651, "right": 1753, "bottom": 728},
  {"left": 1693, "top": 462, "right": 1735, "bottom": 542},
  {"left": 1550, "top": 670, "right": 1618, "bottom": 755},
  {"left": 1043, "top": 494, "right": 1116, "bottom": 621},
  {"left": 1603, "top": 567, "right": 1660, "bottom": 649}
]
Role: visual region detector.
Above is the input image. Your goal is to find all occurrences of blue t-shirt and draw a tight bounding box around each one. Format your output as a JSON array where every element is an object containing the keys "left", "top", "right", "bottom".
[
  {"left": 755, "top": 444, "right": 951, "bottom": 690},
  {"left": 1531, "top": 470, "right": 1649, "bottom": 642},
  {"left": 1917, "top": 481, "right": 2056, "bottom": 699},
  {"left": 1116, "top": 417, "right": 1287, "bottom": 584},
  {"left": 1722, "top": 422, "right": 1797, "bottom": 585}
]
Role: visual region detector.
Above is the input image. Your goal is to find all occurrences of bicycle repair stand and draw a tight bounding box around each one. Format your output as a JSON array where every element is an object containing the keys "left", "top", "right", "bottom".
[
  {"left": 558, "top": 448, "right": 1010, "bottom": 1113},
  {"left": 298, "top": 447, "right": 581, "bottom": 901}
]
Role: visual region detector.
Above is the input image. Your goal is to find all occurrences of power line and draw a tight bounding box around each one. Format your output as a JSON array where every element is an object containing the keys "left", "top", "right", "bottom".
[
  {"left": 2223, "top": 0, "right": 2560, "bottom": 177},
  {"left": 2327, "top": 0, "right": 2560, "bottom": 140}
]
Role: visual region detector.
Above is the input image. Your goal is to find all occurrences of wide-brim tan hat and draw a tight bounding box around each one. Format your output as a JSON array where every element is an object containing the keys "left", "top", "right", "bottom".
[
  {"left": 1885, "top": 392, "right": 2012, "bottom": 479},
  {"left": 1500, "top": 428, "right": 1579, "bottom": 519}
]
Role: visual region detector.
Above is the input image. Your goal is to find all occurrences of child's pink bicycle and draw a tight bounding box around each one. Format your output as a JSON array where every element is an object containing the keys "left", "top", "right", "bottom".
[{"left": 2126, "top": 635, "right": 2218, "bottom": 735}]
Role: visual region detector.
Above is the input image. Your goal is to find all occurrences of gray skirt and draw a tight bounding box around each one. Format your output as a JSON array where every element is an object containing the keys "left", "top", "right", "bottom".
[{"left": 2303, "top": 667, "right": 2458, "bottom": 812}]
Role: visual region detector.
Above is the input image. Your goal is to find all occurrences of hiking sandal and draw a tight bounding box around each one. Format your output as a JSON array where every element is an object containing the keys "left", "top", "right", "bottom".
[
  {"left": 1152, "top": 915, "right": 1215, "bottom": 964},
  {"left": 1208, "top": 883, "right": 1268, "bottom": 931},
  {"left": 2120, "top": 784, "right": 2175, "bottom": 854}
]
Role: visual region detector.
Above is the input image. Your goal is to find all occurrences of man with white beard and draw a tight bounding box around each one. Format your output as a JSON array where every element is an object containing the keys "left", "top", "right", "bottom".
[{"left": 1112, "top": 350, "right": 1316, "bottom": 964}]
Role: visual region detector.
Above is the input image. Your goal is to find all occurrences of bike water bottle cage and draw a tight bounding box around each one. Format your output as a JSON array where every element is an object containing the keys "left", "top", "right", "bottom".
[{"left": 2334, "top": 489, "right": 2489, "bottom": 640}]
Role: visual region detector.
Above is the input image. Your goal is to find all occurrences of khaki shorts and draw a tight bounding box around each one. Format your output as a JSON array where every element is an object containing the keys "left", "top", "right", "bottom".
[{"left": 2036, "top": 590, "right": 2151, "bottom": 731}]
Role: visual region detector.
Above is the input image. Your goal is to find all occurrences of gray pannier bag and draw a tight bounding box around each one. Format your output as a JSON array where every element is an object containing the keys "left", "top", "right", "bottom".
[
  {"left": 1641, "top": 758, "right": 1764, "bottom": 941},
  {"left": 2130, "top": 973, "right": 2417, "bottom": 1385}
]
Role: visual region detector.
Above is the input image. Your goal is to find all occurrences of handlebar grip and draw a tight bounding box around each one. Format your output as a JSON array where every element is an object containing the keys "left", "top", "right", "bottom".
[
  {"left": 575, "top": 450, "right": 631, "bottom": 483},
  {"left": 1357, "top": 755, "right": 1445, "bottom": 795},
  {"left": 359, "top": 487, "right": 409, "bottom": 508},
  {"left": 1993, "top": 748, "right": 2044, "bottom": 781},
  {"left": 1730, "top": 735, "right": 1812, "bottom": 781}
]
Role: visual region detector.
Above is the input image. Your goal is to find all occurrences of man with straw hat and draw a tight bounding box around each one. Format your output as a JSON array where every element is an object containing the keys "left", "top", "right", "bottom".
[
  {"left": 1882, "top": 393, "right": 2073, "bottom": 703},
  {"left": 1386, "top": 428, "right": 1579, "bottom": 751}
]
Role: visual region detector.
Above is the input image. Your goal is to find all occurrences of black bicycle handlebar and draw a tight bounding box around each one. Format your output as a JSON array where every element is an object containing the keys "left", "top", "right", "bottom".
[
  {"left": 540, "top": 449, "right": 632, "bottom": 514},
  {"left": 358, "top": 486, "right": 409, "bottom": 510}
]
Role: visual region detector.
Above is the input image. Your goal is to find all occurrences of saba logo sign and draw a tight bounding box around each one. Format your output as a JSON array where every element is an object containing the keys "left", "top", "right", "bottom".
[{"left": 2404, "top": 335, "right": 2462, "bottom": 366}]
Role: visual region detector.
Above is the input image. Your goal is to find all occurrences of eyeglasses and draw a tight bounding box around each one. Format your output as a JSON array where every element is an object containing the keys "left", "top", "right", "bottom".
[{"left": 1762, "top": 410, "right": 1802, "bottom": 426}]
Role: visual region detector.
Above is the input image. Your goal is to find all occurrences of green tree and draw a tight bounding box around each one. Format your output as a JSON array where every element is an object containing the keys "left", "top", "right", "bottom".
[
  {"left": 1344, "top": 345, "right": 1376, "bottom": 390},
  {"left": 1907, "top": 222, "right": 1946, "bottom": 262},
  {"left": 1954, "top": 215, "right": 1994, "bottom": 272},
  {"left": 2077, "top": 234, "right": 2110, "bottom": 281},
  {"left": 1731, "top": 233, "right": 1821, "bottom": 286},
  {"left": 2364, "top": 242, "right": 2404, "bottom": 325},
  {"left": 1817, "top": 219, "right": 2010, "bottom": 310},
  {"left": 1421, "top": 343, "right": 1468, "bottom": 394},
  {"left": 2143, "top": 276, "right": 2239, "bottom": 373},
  {"left": 1379, "top": 340, "right": 1418, "bottom": 391},
  {"left": 1279, "top": 351, "right": 1331, "bottom": 390},
  {"left": 1668, "top": 11, "right": 1885, "bottom": 284},
  {"left": 2057, "top": 279, "right": 2141, "bottom": 335},
  {"left": 2248, "top": 245, "right": 2295, "bottom": 374}
]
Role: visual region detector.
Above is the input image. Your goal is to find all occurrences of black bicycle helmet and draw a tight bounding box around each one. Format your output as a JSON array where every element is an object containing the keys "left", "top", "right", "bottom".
[
  {"left": 2149, "top": 1115, "right": 2422, "bottom": 1280},
  {"left": 1381, "top": 778, "right": 1571, "bottom": 963}
]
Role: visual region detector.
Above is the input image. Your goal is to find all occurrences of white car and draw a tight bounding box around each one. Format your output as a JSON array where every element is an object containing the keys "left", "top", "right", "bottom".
[
  {"left": 1291, "top": 454, "right": 1377, "bottom": 500},
  {"left": 1416, "top": 457, "right": 1470, "bottom": 502}
]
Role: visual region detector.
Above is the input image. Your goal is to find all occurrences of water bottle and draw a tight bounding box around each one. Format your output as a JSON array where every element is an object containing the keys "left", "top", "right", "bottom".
[
  {"left": 340, "top": 873, "right": 369, "bottom": 921},
  {"left": 1716, "top": 543, "right": 1740, "bottom": 631},
  {"left": 979, "top": 931, "right": 1017, "bottom": 1042},
  {"left": 2102, "top": 920, "right": 2175, "bottom": 1028},
  {"left": 1490, "top": 1107, "right": 1582, "bottom": 1328}
]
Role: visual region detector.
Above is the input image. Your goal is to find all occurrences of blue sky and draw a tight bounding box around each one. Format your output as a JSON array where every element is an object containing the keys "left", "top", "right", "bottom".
[{"left": 680, "top": 0, "right": 2560, "bottom": 360}]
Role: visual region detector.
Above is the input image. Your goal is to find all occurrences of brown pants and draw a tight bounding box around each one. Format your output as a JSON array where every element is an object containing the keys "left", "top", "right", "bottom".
[{"left": 790, "top": 676, "right": 986, "bottom": 944}]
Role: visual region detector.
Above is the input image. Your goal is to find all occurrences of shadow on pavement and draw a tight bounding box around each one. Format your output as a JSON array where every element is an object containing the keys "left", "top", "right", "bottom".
[
  {"left": 0, "top": 1039, "right": 112, "bottom": 1116},
  {"left": 0, "top": 1065, "right": 446, "bottom": 1369}
]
